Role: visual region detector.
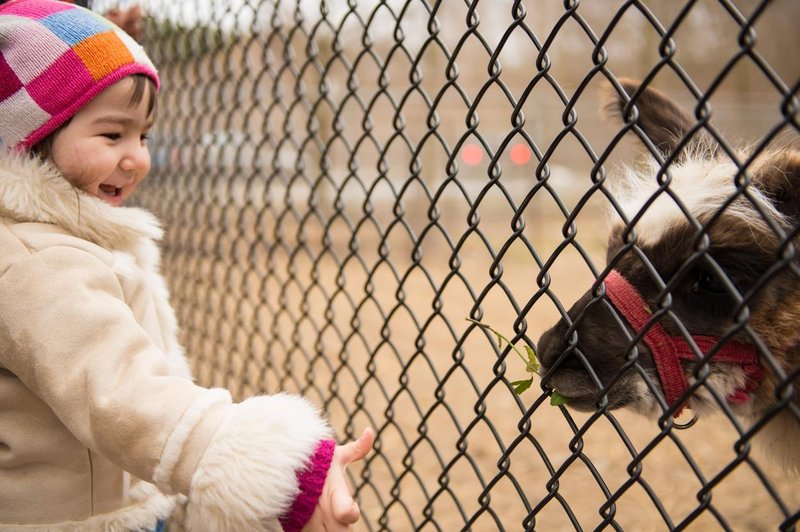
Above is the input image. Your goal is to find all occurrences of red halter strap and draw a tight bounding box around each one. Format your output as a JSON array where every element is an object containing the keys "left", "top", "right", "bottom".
[{"left": 603, "top": 270, "right": 763, "bottom": 417}]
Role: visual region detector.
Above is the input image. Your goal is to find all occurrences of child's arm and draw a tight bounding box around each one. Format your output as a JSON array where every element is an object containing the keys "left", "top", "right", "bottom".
[{"left": 0, "top": 244, "right": 347, "bottom": 530}]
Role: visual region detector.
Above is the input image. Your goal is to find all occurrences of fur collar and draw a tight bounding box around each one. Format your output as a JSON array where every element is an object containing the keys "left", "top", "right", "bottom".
[{"left": 0, "top": 150, "right": 162, "bottom": 251}]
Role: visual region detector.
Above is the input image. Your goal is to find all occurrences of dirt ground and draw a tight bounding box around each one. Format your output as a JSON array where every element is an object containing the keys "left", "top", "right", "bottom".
[{"left": 162, "top": 191, "right": 799, "bottom": 531}]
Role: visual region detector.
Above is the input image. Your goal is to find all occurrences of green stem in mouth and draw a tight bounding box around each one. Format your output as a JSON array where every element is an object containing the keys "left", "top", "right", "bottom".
[{"left": 466, "top": 318, "right": 568, "bottom": 406}]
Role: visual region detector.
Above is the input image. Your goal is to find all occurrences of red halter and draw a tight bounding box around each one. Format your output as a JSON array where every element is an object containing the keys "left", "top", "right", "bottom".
[{"left": 603, "top": 270, "right": 764, "bottom": 417}]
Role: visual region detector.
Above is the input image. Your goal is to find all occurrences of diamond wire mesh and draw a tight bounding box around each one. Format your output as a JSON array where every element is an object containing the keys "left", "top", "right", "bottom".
[{"left": 130, "top": 0, "right": 799, "bottom": 530}]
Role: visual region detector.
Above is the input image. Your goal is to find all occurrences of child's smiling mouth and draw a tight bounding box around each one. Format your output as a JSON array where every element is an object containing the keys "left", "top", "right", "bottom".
[
  {"left": 98, "top": 184, "right": 125, "bottom": 205},
  {"left": 99, "top": 184, "right": 121, "bottom": 196}
]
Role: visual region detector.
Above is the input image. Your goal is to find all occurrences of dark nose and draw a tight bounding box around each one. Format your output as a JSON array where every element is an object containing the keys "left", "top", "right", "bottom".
[
  {"left": 538, "top": 318, "right": 585, "bottom": 374},
  {"left": 538, "top": 318, "right": 567, "bottom": 369},
  {"left": 538, "top": 290, "right": 598, "bottom": 374}
]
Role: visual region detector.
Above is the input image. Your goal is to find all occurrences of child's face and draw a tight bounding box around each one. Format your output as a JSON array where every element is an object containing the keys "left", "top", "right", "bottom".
[{"left": 51, "top": 77, "right": 154, "bottom": 207}]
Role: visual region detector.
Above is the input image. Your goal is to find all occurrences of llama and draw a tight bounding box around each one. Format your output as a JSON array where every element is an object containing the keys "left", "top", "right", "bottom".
[{"left": 537, "top": 78, "right": 800, "bottom": 473}]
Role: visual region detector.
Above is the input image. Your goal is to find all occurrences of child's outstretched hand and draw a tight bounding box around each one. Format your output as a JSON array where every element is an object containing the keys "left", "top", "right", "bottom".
[{"left": 303, "top": 428, "right": 375, "bottom": 531}]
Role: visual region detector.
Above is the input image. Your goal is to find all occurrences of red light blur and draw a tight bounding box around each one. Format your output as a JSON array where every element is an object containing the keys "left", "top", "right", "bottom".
[
  {"left": 461, "top": 143, "right": 483, "bottom": 166},
  {"left": 510, "top": 143, "right": 532, "bottom": 165}
]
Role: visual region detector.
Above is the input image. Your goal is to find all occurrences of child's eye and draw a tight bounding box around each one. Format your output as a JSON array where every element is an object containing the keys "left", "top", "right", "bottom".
[
  {"left": 101, "top": 133, "right": 122, "bottom": 140},
  {"left": 140, "top": 133, "right": 150, "bottom": 142}
]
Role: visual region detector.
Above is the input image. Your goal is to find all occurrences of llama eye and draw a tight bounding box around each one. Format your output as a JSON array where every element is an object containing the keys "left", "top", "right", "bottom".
[{"left": 692, "top": 269, "right": 728, "bottom": 295}]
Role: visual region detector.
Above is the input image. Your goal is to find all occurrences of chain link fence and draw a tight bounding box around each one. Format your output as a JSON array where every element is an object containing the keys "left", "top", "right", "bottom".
[{"left": 127, "top": 0, "right": 798, "bottom": 529}]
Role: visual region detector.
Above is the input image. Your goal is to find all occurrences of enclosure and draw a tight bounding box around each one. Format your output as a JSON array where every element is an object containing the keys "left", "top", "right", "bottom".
[{"left": 121, "top": 0, "right": 798, "bottom": 529}]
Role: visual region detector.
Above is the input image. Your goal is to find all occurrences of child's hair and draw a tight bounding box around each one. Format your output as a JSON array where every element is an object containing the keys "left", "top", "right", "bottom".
[{"left": 0, "top": 0, "right": 159, "bottom": 151}]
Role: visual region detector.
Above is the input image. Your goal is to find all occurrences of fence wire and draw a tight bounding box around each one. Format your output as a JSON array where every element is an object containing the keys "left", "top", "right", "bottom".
[{"left": 131, "top": 0, "right": 799, "bottom": 530}]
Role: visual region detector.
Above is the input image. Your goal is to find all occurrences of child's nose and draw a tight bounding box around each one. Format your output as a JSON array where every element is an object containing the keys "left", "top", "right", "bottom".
[{"left": 120, "top": 143, "right": 151, "bottom": 173}]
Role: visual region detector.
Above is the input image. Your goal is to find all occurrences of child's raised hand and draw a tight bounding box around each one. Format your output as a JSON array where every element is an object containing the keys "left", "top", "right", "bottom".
[{"left": 302, "top": 428, "right": 375, "bottom": 532}]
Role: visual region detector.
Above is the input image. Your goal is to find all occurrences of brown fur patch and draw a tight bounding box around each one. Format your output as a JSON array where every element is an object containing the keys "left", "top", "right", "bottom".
[{"left": 602, "top": 78, "right": 718, "bottom": 159}]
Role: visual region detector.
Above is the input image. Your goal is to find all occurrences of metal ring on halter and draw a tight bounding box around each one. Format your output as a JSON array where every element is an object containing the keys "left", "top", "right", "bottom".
[{"left": 673, "top": 412, "right": 699, "bottom": 430}]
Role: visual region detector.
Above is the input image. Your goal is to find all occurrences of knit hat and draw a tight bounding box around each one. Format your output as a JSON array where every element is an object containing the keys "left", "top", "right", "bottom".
[{"left": 0, "top": 0, "right": 159, "bottom": 150}]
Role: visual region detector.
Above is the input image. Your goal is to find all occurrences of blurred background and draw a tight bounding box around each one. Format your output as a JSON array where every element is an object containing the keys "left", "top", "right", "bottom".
[{"left": 108, "top": 0, "right": 799, "bottom": 529}]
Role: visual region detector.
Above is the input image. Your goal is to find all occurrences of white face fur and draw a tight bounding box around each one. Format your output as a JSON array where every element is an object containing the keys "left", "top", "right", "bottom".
[{"left": 609, "top": 153, "right": 785, "bottom": 250}]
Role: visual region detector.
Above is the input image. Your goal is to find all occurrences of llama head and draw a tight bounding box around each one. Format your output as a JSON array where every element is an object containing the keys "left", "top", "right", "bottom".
[{"left": 537, "top": 79, "right": 800, "bottom": 427}]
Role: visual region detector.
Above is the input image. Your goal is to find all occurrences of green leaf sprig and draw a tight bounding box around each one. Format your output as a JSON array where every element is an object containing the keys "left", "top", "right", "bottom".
[{"left": 467, "top": 318, "right": 569, "bottom": 406}]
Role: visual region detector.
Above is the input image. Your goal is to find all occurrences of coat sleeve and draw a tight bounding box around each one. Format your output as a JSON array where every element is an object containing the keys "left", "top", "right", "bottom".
[{"left": 0, "top": 245, "right": 332, "bottom": 530}]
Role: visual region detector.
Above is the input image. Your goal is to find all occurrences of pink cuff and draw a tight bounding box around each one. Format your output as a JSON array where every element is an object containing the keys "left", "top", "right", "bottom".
[{"left": 279, "top": 438, "right": 336, "bottom": 532}]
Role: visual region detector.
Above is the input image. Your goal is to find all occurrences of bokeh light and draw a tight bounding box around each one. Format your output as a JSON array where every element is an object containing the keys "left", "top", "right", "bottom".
[
  {"left": 510, "top": 143, "right": 532, "bottom": 165},
  {"left": 461, "top": 143, "right": 483, "bottom": 166}
]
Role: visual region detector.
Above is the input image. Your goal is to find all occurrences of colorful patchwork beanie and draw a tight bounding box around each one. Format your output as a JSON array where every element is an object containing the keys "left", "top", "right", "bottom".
[{"left": 0, "top": 0, "right": 159, "bottom": 150}]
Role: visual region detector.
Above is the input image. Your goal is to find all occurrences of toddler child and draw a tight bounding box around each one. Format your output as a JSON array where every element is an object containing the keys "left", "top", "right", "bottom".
[{"left": 0, "top": 0, "right": 373, "bottom": 530}]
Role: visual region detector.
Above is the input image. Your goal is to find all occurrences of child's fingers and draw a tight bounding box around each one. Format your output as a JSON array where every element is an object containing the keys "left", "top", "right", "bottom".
[
  {"left": 331, "top": 487, "right": 361, "bottom": 525},
  {"left": 320, "top": 427, "right": 373, "bottom": 528},
  {"left": 353, "top": 427, "right": 375, "bottom": 459},
  {"left": 338, "top": 427, "right": 375, "bottom": 464}
]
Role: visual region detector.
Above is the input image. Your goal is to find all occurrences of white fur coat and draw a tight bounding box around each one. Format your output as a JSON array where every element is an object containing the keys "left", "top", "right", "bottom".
[{"left": 0, "top": 152, "right": 331, "bottom": 531}]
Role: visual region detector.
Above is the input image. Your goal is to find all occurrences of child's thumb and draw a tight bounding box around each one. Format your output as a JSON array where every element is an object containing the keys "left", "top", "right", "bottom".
[{"left": 339, "top": 427, "right": 375, "bottom": 464}]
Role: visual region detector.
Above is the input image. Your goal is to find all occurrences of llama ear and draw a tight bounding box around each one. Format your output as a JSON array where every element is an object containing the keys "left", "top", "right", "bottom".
[
  {"left": 603, "top": 78, "right": 717, "bottom": 160},
  {"left": 751, "top": 148, "right": 800, "bottom": 220}
]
